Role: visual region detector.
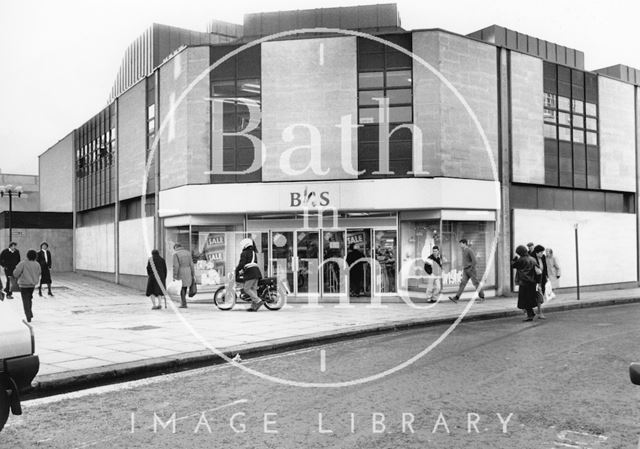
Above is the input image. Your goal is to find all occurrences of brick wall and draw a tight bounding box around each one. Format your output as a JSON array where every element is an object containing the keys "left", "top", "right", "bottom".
[{"left": 510, "top": 52, "right": 545, "bottom": 184}]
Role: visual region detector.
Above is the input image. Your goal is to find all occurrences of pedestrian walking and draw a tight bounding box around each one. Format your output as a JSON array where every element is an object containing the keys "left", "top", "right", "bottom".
[
  {"left": 424, "top": 246, "right": 443, "bottom": 303},
  {"left": 449, "top": 239, "right": 484, "bottom": 303},
  {"left": 36, "top": 242, "right": 54, "bottom": 297},
  {"left": 545, "top": 248, "right": 561, "bottom": 290},
  {"left": 13, "top": 250, "right": 41, "bottom": 323},
  {"left": 533, "top": 244, "right": 548, "bottom": 319},
  {"left": 146, "top": 249, "right": 167, "bottom": 310},
  {"left": 172, "top": 243, "right": 194, "bottom": 309},
  {"left": 511, "top": 245, "right": 538, "bottom": 321},
  {"left": 0, "top": 242, "right": 20, "bottom": 299}
]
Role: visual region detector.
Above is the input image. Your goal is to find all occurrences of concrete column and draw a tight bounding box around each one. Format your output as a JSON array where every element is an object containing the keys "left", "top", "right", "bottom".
[
  {"left": 114, "top": 99, "right": 120, "bottom": 284},
  {"left": 636, "top": 85, "right": 640, "bottom": 285},
  {"left": 496, "top": 48, "right": 512, "bottom": 296}
]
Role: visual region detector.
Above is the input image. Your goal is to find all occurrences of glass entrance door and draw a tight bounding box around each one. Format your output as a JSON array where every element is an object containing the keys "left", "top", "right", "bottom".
[
  {"left": 295, "top": 231, "right": 320, "bottom": 296},
  {"left": 271, "top": 231, "right": 294, "bottom": 293},
  {"left": 346, "top": 229, "right": 372, "bottom": 297},
  {"left": 321, "top": 230, "right": 346, "bottom": 296},
  {"left": 374, "top": 229, "right": 398, "bottom": 294}
]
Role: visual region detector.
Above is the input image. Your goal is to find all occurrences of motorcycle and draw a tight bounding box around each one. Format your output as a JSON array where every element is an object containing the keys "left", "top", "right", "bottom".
[{"left": 213, "top": 276, "right": 286, "bottom": 311}]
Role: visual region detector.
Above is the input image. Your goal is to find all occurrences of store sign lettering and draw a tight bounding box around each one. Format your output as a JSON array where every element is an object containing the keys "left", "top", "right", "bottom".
[{"left": 289, "top": 189, "right": 330, "bottom": 208}]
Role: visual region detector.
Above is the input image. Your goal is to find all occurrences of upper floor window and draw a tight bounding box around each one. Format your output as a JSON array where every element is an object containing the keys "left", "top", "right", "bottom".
[
  {"left": 543, "top": 62, "right": 599, "bottom": 189},
  {"left": 357, "top": 34, "right": 413, "bottom": 179}
]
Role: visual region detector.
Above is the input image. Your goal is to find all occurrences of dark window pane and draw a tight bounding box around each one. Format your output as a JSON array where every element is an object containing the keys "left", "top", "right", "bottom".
[
  {"left": 212, "top": 80, "right": 235, "bottom": 97},
  {"left": 358, "top": 125, "right": 379, "bottom": 142},
  {"left": 359, "top": 107, "right": 379, "bottom": 124},
  {"left": 238, "top": 79, "right": 261, "bottom": 96},
  {"left": 585, "top": 73, "right": 598, "bottom": 103},
  {"left": 359, "top": 72, "right": 384, "bottom": 89},
  {"left": 359, "top": 90, "right": 385, "bottom": 106},
  {"left": 386, "top": 51, "right": 411, "bottom": 69},
  {"left": 358, "top": 37, "right": 384, "bottom": 53},
  {"left": 387, "top": 88, "right": 412, "bottom": 105},
  {"left": 386, "top": 70, "right": 412, "bottom": 87},
  {"left": 573, "top": 144, "right": 586, "bottom": 174},
  {"left": 389, "top": 106, "right": 412, "bottom": 123},
  {"left": 237, "top": 47, "right": 260, "bottom": 78},
  {"left": 358, "top": 52, "right": 385, "bottom": 71},
  {"left": 383, "top": 33, "right": 412, "bottom": 50}
]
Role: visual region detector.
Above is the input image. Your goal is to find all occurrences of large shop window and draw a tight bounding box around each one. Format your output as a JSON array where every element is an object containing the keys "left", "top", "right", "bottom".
[
  {"left": 543, "top": 62, "right": 599, "bottom": 189},
  {"left": 210, "top": 45, "right": 262, "bottom": 184},
  {"left": 400, "top": 219, "right": 495, "bottom": 293},
  {"left": 357, "top": 34, "right": 413, "bottom": 179},
  {"left": 165, "top": 226, "right": 265, "bottom": 292}
]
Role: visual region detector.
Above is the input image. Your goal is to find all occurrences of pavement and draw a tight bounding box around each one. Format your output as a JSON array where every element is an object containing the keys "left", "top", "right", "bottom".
[{"left": 4, "top": 272, "right": 640, "bottom": 396}]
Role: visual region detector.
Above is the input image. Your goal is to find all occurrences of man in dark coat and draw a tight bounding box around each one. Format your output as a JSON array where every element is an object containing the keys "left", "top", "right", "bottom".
[
  {"left": 236, "top": 238, "right": 263, "bottom": 311},
  {"left": 512, "top": 245, "right": 538, "bottom": 321},
  {"left": 346, "top": 244, "right": 365, "bottom": 297},
  {"left": 0, "top": 242, "right": 21, "bottom": 299}
]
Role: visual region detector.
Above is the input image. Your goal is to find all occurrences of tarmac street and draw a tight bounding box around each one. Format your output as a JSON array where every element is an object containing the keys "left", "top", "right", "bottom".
[
  {"left": 2, "top": 272, "right": 640, "bottom": 393},
  {"left": 2, "top": 304, "right": 640, "bottom": 448}
]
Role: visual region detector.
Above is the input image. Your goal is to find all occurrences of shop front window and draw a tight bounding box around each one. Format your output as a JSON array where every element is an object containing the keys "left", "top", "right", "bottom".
[
  {"left": 441, "top": 221, "right": 495, "bottom": 291},
  {"left": 400, "top": 219, "right": 495, "bottom": 293},
  {"left": 165, "top": 226, "right": 265, "bottom": 292},
  {"left": 374, "top": 230, "right": 397, "bottom": 293}
]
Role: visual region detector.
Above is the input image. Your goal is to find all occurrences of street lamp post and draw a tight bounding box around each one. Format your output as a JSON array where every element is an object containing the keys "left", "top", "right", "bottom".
[{"left": 0, "top": 185, "right": 23, "bottom": 243}]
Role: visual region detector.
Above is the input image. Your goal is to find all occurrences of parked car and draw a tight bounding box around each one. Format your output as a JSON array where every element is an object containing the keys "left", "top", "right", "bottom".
[
  {"left": 0, "top": 298, "right": 39, "bottom": 432},
  {"left": 631, "top": 363, "right": 640, "bottom": 386}
]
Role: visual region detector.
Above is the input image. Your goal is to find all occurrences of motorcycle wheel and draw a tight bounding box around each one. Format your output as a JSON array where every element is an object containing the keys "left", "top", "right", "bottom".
[
  {"left": 263, "top": 285, "right": 286, "bottom": 311},
  {"left": 0, "top": 387, "right": 9, "bottom": 432},
  {"left": 213, "top": 285, "right": 236, "bottom": 311}
]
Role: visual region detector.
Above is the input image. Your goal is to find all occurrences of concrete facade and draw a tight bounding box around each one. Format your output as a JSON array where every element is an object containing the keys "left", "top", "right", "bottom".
[
  {"left": 510, "top": 52, "right": 545, "bottom": 184},
  {"left": 39, "top": 133, "right": 74, "bottom": 212},
  {"left": 159, "top": 47, "right": 211, "bottom": 190},
  {"left": 412, "top": 31, "right": 499, "bottom": 180},
  {"left": 118, "top": 217, "right": 154, "bottom": 276},
  {"left": 261, "top": 37, "right": 358, "bottom": 181},
  {"left": 513, "top": 208, "right": 637, "bottom": 287},
  {"left": 598, "top": 76, "right": 636, "bottom": 192},
  {"left": 0, "top": 228, "right": 73, "bottom": 272},
  {"left": 118, "top": 80, "right": 147, "bottom": 201},
  {"left": 75, "top": 223, "right": 115, "bottom": 273}
]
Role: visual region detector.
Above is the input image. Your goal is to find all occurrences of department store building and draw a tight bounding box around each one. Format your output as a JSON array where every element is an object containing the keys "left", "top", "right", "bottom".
[{"left": 39, "top": 4, "right": 640, "bottom": 300}]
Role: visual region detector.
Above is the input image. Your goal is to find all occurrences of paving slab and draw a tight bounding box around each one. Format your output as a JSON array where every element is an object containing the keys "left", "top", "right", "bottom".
[{"left": 3, "top": 272, "right": 638, "bottom": 395}]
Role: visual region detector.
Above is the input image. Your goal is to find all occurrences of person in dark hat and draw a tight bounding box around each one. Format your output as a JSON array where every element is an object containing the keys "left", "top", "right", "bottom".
[
  {"left": 533, "top": 244, "right": 548, "bottom": 319},
  {"left": 36, "top": 242, "right": 54, "bottom": 296},
  {"left": 512, "top": 245, "right": 538, "bottom": 321}
]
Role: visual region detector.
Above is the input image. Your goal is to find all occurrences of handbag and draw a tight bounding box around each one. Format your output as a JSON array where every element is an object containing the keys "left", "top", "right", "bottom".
[
  {"left": 535, "top": 289, "right": 545, "bottom": 305},
  {"left": 9, "top": 276, "right": 19, "bottom": 292},
  {"left": 188, "top": 278, "right": 197, "bottom": 297}
]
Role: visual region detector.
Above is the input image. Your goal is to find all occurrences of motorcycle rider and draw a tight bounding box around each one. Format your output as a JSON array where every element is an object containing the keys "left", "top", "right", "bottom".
[{"left": 236, "top": 238, "right": 263, "bottom": 311}]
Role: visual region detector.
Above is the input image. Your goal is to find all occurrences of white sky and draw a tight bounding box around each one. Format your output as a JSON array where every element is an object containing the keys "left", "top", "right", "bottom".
[{"left": 0, "top": 0, "right": 638, "bottom": 175}]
